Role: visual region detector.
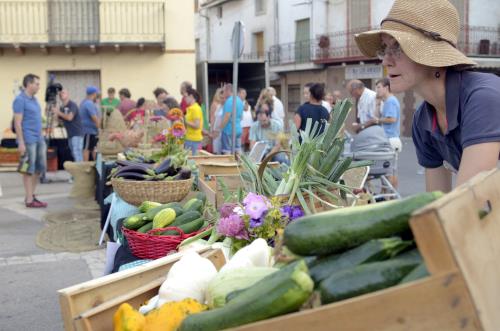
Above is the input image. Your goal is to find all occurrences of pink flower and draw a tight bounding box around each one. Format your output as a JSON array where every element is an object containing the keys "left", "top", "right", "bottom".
[
  {"left": 243, "top": 193, "right": 270, "bottom": 220},
  {"left": 220, "top": 203, "right": 238, "bottom": 218},
  {"left": 153, "top": 133, "right": 166, "bottom": 143},
  {"left": 217, "top": 214, "right": 248, "bottom": 240}
]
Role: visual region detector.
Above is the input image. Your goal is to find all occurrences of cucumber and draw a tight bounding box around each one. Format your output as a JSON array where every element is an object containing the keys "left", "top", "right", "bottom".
[
  {"left": 195, "top": 191, "right": 207, "bottom": 204},
  {"left": 144, "top": 202, "right": 183, "bottom": 221},
  {"left": 137, "top": 222, "right": 153, "bottom": 233},
  {"left": 183, "top": 199, "right": 203, "bottom": 213},
  {"left": 309, "top": 237, "right": 412, "bottom": 285},
  {"left": 179, "top": 260, "right": 313, "bottom": 331},
  {"left": 399, "top": 263, "right": 429, "bottom": 284},
  {"left": 160, "top": 218, "right": 204, "bottom": 235},
  {"left": 123, "top": 213, "right": 148, "bottom": 230},
  {"left": 171, "top": 211, "right": 202, "bottom": 227},
  {"left": 319, "top": 257, "right": 421, "bottom": 304},
  {"left": 284, "top": 192, "right": 443, "bottom": 256}
]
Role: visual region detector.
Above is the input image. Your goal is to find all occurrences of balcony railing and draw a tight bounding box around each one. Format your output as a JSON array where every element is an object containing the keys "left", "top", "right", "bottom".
[
  {"left": 0, "top": 0, "right": 165, "bottom": 46},
  {"left": 269, "top": 25, "right": 500, "bottom": 66}
]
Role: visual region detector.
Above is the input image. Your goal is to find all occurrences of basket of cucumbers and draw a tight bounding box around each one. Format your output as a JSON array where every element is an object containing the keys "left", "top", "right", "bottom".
[{"left": 121, "top": 195, "right": 210, "bottom": 259}]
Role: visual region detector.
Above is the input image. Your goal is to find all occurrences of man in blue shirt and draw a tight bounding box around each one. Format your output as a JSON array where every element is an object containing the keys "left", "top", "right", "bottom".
[
  {"left": 13, "top": 73, "right": 48, "bottom": 208},
  {"left": 217, "top": 84, "right": 243, "bottom": 154},
  {"left": 53, "top": 89, "right": 84, "bottom": 162},
  {"left": 80, "top": 86, "right": 101, "bottom": 161}
]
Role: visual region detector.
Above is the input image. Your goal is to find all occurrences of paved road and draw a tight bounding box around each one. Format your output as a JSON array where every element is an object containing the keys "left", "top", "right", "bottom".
[{"left": 0, "top": 140, "right": 426, "bottom": 330}]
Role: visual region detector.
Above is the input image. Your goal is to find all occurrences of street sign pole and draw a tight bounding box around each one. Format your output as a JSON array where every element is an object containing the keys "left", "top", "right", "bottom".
[{"left": 231, "top": 21, "right": 244, "bottom": 155}]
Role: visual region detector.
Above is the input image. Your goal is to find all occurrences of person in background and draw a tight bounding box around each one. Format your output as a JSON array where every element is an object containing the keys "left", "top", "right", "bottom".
[
  {"left": 325, "top": 92, "right": 335, "bottom": 113},
  {"left": 238, "top": 88, "right": 254, "bottom": 152},
  {"left": 355, "top": 0, "right": 500, "bottom": 192},
  {"left": 53, "top": 89, "right": 83, "bottom": 162},
  {"left": 13, "top": 73, "right": 48, "bottom": 208},
  {"left": 153, "top": 87, "right": 168, "bottom": 109},
  {"left": 333, "top": 90, "right": 343, "bottom": 106},
  {"left": 184, "top": 87, "right": 204, "bottom": 155},
  {"left": 267, "top": 87, "right": 285, "bottom": 127},
  {"left": 128, "top": 97, "right": 146, "bottom": 124},
  {"left": 179, "top": 81, "right": 193, "bottom": 114},
  {"left": 347, "top": 80, "right": 377, "bottom": 132},
  {"left": 80, "top": 86, "right": 101, "bottom": 161},
  {"left": 101, "top": 87, "right": 120, "bottom": 114},
  {"left": 302, "top": 82, "right": 314, "bottom": 104},
  {"left": 210, "top": 88, "right": 225, "bottom": 154},
  {"left": 117, "top": 88, "right": 135, "bottom": 121},
  {"left": 218, "top": 84, "right": 244, "bottom": 155},
  {"left": 250, "top": 102, "right": 288, "bottom": 164},
  {"left": 295, "top": 83, "right": 330, "bottom": 138},
  {"left": 160, "top": 97, "right": 180, "bottom": 117}
]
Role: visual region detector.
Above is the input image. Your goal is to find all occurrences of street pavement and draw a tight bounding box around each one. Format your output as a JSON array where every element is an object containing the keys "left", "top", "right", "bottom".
[{"left": 0, "top": 138, "right": 426, "bottom": 330}]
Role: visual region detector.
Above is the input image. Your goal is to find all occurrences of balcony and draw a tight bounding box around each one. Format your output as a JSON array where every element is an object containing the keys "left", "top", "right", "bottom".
[
  {"left": 0, "top": 0, "right": 166, "bottom": 49},
  {"left": 269, "top": 25, "right": 500, "bottom": 67}
]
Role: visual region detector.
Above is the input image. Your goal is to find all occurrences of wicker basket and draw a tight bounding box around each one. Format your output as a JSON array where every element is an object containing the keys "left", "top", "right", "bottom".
[
  {"left": 122, "top": 226, "right": 209, "bottom": 259},
  {"left": 111, "top": 177, "right": 193, "bottom": 206}
]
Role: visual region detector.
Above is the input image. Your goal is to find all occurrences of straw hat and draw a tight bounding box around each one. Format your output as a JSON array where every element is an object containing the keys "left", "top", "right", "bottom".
[{"left": 354, "top": 0, "right": 476, "bottom": 68}]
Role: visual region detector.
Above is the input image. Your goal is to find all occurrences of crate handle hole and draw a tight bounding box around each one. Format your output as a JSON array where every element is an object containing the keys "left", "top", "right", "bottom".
[{"left": 478, "top": 200, "right": 492, "bottom": 220}]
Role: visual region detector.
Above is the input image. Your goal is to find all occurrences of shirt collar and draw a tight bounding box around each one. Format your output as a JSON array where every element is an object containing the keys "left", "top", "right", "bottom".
[{"left": 420, "top": 69, "right": 461, "bottom": 134}]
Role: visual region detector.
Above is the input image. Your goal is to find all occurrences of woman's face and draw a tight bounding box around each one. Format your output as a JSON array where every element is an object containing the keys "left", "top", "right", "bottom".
[
  {"left": 185, "top": 94, "right": 195, "bottom": 105},
  {"left": 380, "top": 34, "right": 433, "bottom": 94}
]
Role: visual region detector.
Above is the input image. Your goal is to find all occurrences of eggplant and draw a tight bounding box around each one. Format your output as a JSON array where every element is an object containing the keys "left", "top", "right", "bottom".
[
  {"left": 174, "top": 167, "right": 191, "bottom": 180},
  {"left": 165, "top": 166, "right": 180, "bottom": 177},
  {"left": 113, "top": 164, "right": 155, "bottom": 178},
  {"left": 114, "top": 172, "right": 147, "bottom": 180},
  {"left": 116, "top": 160, "right": 153, "bottom": 168},
  {"left": 155, "top": 157, "right": 172, "bottom": 174}
]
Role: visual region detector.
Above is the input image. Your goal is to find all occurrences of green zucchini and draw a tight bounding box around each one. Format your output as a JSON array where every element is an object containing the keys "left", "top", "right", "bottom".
[
  {"left": 179, "top": 260, "right": 313, "bottom": 331},
  {"left": 319, "top": 257, "right": 421, "bottom": 304},
  {"left": 399, "top": 263, "right": 429, "bottom": 284},
  {"left": 123, "top": 213, "right": 148, "bottom": 230},
  {"left": 170, "top": 211, "right": 202, "bottom": 227},
  {"left": 183, "top": 199, "right": 203, "bottom": 213},
  {"left": 309, "top": 237, "right": 412, "bottom": 284},
  {"left": 284, "top": 192, "right": 443, "bottom": 256},
  {"left": 144, "top": 202, "right": 183, "bottom": 221},
  {"left": 136, "top": 221, "right": 153, "bottom": 233},
  {"left": 160, "top": 218, "right": 204, "bottom": 235},
  {"left": 195, "top": 191, "right": 207, "bottom": 204}
]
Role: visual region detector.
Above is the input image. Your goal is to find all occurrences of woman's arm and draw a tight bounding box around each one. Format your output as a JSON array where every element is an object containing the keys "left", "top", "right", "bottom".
[
  {"left": 425, "top": 166, "right": 452, "bottom": 193},
  {"left": 186, "top": 118, "right": 201, "bottom": 130},
  {"left": 457, "top": 142, "right": 500, "bottom": 186},
  {"left": 294, "top": 114, "right": 301, "bottom": 130}
]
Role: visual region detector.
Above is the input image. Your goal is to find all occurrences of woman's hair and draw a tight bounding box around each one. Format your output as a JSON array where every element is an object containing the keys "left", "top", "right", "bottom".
[
  {"left": 153, "top": 87, "right": 168, "bottom": 98},
  {"left": 212, "top": 88, "right": 224, "bottom": 105},
  {"left": 376, "top": 77, "right": 391, "bottom": 92},
  {"left": 257, "top": 88, "right": 273, "bottom": 108},
  {"left": 136, "top": 97, "right": 146, "bottom": 108},
  {"left": 186, "top": 87, "right": 202, "bottom": 104},
  {"left": 163, "top": 97, "right": 180, "bottom": 110},
  {"left": 256, "top": 100, "right": 273, "bottom": 116},
  {"left": 119, "top": 88, "right": 131, "bottom": 98},
  {"left": 309, "top": 83, "right": 325, "bottom": 101}
]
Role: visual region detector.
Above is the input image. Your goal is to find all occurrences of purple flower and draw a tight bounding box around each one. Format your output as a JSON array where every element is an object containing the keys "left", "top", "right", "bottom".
[
  {"left": 217, "top": 214, "right": 248, "bottom": 240},
  {"left": 249, "top": 218, "right": 264, "bottom": 228},
  {"left": 281, "top": 205, "right": 304, "bottom": 221},
  {"left": 243, "top": 193, "right": 270, "bottom": 219},
  {"left": 220, "top": 203, "right": 238, "bottom": 219}
]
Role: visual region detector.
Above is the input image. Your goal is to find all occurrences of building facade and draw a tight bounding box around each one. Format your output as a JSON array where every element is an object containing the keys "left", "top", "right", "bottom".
[{"left": 0, "top": 0, "right": 196, "bottom": 134}]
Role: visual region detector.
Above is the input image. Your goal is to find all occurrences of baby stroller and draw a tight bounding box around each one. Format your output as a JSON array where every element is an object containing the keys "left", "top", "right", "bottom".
[{"left": 346, "top": 126, "right": 401, "bottom": 201}]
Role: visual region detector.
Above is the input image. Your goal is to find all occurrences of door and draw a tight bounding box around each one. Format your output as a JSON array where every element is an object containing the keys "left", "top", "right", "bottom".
[
  {"left": 254, "top": 32, "right": 265, "bottom": 58},
  {"left": 295, "top": 19, "right": 311, "bottom": 63},
  {"left": 48, "top": 70, "right": 101, "bottom": 106}
]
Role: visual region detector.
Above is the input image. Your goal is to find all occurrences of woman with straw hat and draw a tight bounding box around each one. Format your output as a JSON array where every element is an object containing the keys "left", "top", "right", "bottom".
[{"left": 355, "top": 0, "right": 500, "bottom": 193}]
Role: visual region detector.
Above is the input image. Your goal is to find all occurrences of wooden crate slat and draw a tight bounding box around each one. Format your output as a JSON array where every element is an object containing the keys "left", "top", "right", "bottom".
[{"left": 233, "top": 271, "right": 480, "bottom": 331}]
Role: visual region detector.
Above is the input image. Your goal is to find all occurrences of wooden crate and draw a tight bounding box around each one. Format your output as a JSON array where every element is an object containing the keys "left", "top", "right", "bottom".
[
  {"left": 231, "top": 169, "right": 500, "bottom": 330},
  {"left": 58, "top": 248, "right": 226, "bottom": 331}
]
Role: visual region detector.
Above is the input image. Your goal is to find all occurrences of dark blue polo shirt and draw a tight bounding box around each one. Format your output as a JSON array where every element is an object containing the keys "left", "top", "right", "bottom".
[{"left": 412, "top": 69, "right": 500, "bottom": 172}]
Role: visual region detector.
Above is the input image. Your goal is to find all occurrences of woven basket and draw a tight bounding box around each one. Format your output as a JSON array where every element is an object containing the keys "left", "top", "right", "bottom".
[
  {"left": 122, "top": 226, "right": 208, "bottom": 259},
  {"left": 111, "top": 177, "right": 193, "bottom": 206}
]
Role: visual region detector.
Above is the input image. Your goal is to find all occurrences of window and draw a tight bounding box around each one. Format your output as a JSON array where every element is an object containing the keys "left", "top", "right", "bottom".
[
  {"left": 348, "top": 0, "right": 370, "bottom": 31},
  {"left": 253, "top": 32, "right": 265, "bottom": 58},
  {"left": 216, "top": 6, "right": 223, "bottom": 19},
  {"left": 255, "top": 0, "right": 266, "bottom": 15},
  {"left": 288, "top": 84, "right": 301, "bottom": 114},
  {"left": 295, "top": 19, "right": 311, "bottom": 63}
]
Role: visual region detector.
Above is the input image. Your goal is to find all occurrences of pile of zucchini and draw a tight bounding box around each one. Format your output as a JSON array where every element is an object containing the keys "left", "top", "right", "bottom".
[
  {"left": 178, "top": 192, "right": 440, "bottom": 331},
  {"left": 284, "top": 192, "right": 441, "bottom": 304},
  {"left": 123, "top": 192, "right": 207, "bottom": 236}
]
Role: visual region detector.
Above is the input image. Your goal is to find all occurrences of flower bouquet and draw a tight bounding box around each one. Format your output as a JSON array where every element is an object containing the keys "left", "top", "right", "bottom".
[{"left": 216, "top": 192, "right": 304, "bottom": 252}]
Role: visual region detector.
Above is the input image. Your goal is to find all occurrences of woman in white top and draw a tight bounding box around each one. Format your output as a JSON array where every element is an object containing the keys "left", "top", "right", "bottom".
[
  {"left": 210, "top": 88, "right": 225, "bottom": 154},
  {"left": 238, "top": 88, "right": 254, "bottom": 152}
]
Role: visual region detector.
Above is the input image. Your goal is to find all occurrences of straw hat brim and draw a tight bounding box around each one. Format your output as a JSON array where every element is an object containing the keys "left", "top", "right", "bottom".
[{"left": 355, "top": 29, "right": 477, "bottom": 68}]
